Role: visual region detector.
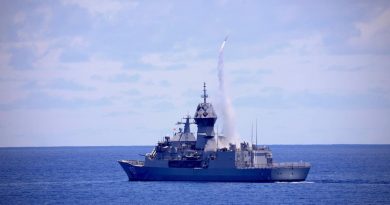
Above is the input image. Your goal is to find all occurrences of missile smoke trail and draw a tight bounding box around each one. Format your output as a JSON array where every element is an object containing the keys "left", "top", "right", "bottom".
[
  {"left": 217, "top": 36, "right": 239, "bottom": 146},
  {"left": 217, "top": 36, "right": 227, "bottom": 91}
]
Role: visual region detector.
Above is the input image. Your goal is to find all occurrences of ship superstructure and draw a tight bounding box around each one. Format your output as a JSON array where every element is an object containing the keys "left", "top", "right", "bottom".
[{"left": 119, "top": 83, "right": 310, "bottom": 182}]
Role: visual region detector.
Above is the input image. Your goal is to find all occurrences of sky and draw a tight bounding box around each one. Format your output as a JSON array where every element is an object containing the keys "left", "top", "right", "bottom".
[{"left": 0, "top": 0, "right": 389, "bottom": 147}]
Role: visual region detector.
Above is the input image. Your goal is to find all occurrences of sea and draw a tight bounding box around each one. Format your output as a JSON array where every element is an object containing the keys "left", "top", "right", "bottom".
[{"left": 0, "top": 145, "right": 389, "bottom": 204}]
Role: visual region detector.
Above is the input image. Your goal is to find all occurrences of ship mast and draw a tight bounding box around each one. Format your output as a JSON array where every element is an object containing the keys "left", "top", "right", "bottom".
[
  {"left": 201, "top": 82, "right": 208, "bottom": 103},
  {"left": 251, "top": 122, "right": 253, "bottom": 146},
  {"left": 256, "top": 118, "right": 258, "bottom": 147}
]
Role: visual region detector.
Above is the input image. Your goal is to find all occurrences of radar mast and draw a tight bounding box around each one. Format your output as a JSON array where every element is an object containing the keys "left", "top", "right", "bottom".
[{"left": 201, "top": 82, "right": 208, "bottom": 103}]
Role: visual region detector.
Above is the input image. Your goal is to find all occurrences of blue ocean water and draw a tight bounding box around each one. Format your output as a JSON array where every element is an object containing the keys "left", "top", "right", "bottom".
[{"left": 0, "top": 145, "right": 389, "bottom": 204}]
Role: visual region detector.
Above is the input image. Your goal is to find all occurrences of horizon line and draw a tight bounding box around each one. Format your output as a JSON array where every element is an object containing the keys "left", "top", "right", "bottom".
[{"left": 1, "top": 143, "right": 389, "bottom": 148}]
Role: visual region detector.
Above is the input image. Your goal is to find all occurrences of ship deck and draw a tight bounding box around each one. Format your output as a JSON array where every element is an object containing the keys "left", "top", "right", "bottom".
[
  {"left": 237, "top": 162, "right": 311, "bottom": 169},
  {"left": 120, "top": 160, "right": 310, "bottom": 169}
]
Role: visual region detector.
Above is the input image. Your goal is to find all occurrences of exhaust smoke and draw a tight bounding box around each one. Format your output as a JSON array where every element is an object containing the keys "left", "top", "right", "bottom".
[{"left": 216, "top": 36, "right": 240, "bottom": 148}]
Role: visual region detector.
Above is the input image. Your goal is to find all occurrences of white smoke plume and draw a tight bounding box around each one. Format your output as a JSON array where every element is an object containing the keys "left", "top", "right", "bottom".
[
  {"left": 216, "top": 36, "right": 240, "bottom": 147},
  {"left": 204, "top": 138, "right": 217, "bottom": 152}
]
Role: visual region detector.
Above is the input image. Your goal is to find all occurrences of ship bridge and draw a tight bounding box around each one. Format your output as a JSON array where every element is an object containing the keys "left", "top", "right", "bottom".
[{"left": 171, "top": 115, "right": 196, "bottom": 142}]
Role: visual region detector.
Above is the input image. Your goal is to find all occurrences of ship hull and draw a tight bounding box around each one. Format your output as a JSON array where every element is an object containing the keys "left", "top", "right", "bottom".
[{"left": 118, "top": 160, "right": 310, "bottom": 182}]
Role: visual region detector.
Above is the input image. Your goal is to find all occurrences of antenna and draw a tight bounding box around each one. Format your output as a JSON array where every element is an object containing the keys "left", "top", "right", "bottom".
[
  {"left": 251, "top": 122, "right": 253, "bottom": 146},
  {"left": 256, "top": 118, "right": 258, "bottom": 148},
  {"left": 201, "top": 82, "right": 208, "bottom": 103}
]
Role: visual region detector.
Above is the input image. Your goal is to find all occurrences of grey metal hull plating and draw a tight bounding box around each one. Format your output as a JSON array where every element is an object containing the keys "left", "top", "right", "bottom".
[{"left": 118, "top": 161, "right": 310, "bottom": 182}]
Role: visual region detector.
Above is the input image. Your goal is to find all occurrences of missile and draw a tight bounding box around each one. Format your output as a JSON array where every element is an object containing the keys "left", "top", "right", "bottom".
[{"left": 220, "top": 35, "right": 229, "bottom": 52}]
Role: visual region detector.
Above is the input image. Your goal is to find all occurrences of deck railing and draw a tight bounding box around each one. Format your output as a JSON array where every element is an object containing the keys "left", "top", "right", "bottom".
[
  {"left": 237, "top": 162, "right": 310, "bottom": 169},
  {"left": 123, "top": 160, "right": 145, "bottom": 166},
  {"left": 122, "top": 160, "right": 309, "bottom": 169},
  {"left": 271, "top": 162, "right": 311, "bottom": 168}
]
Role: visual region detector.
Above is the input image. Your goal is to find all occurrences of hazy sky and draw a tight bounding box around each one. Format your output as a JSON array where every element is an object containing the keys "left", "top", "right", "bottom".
[{"left": 1, "top": 0, "right": 389, "bottom": 146}]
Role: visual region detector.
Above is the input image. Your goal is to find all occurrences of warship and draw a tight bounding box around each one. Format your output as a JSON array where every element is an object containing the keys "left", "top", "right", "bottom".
[{"left": 119, "top": 83, "right": 310, "bottom": 182}]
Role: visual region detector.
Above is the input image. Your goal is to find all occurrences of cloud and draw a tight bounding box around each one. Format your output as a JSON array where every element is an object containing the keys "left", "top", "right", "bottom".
[
  {"left": 234, "top": 88, "right": 390, "bottom": 110},
  {"left": 33, "top": 48, "right": 63, "bottom": 69},
  {"left": 0, "top": 51, "right": 12, "bottom": 76},
  {"left": 279, "top": 35, "right": 326, "bottom": 55},
  {"left": 22, "top": 78, "right": 94, "bottom": 91},
  {"left": 159, "top": 80, "right": 171, "bottom": 87},
  {"left": 60, "top": 43, "right": 89, "bottom": 62},
  {"left": 8, "top": 47, "right": 36, "bottom": 70},
  {"left": 61, "top": 0, "right": 138, "bottom": 18},
  {"left": 11, "top": 5, "right": 53, "bottom": 40},
  {"left": 325, "top": 65, "right": 366, "bottom": 72},
  {"left": 0, "top": 92, "right": 111, "bottom": 110},
  {"left": 13, "top": 11, "right": 26, "bottom": 24},
  {"left": 103, "top": 110, "right": 138, "bottom": 117},
  {"left": 231, "top": 68, "right": 272, "bottom": 85},
  {"left": 108, "top": 73, "right": 140, "bottom": 83},
  {"left": 139, "top": 48, "right": 202, "bottom": 70},
  {"left": 150, "top": 100, "right": 175, "bottom": 112},
  {"left": 122, "top": 89, "right": 140, "bottom": 96},
  {"left": 349, "top": 8, "right": 390, "bottom": 53},
  {"left": 1, "top": 1, "right": 390, "bottom": 146}
]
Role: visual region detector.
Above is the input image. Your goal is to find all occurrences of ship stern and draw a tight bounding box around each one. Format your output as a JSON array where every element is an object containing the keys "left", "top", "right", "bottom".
[{"left": 270, "top": 163, "right": 311, "bottom": 182}]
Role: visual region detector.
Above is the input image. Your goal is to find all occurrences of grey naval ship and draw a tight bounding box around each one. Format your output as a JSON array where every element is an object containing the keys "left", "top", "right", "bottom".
[{"left": 119, "top": 83, "right": 310, "bottom": 182}]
